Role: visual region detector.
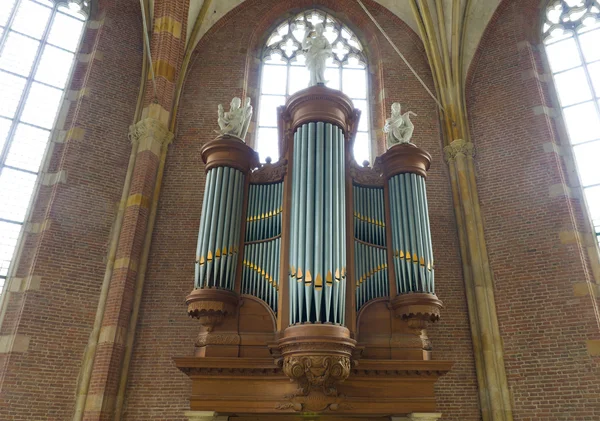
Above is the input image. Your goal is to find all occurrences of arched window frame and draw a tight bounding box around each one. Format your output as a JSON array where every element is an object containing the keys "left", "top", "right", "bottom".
[
  {"left": 0, "top": 0, "right": 89, "bottom": 293},
  {"left": 256, "top": 9, "right": 372, "bottom": 165},
  {"left": 542, "top": 0, "right": 600, "bottom": 245}
]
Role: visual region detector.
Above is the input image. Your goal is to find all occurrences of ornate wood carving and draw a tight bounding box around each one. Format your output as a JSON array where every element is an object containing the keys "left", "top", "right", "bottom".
[
  {"left": 185, "top": 288, "right": 239, "bottom": 331},
  {"left": 273, "top": 324, "right": 357, "bottom": 403},
  {"left": 249, "top": 159, "right": 288, "bottom": 183},
  {"left": 391, "top": 293, "right": 443, "bottom": 331},
  {"left": 349, "top": 159, "right": 384, "bottom": 187}
]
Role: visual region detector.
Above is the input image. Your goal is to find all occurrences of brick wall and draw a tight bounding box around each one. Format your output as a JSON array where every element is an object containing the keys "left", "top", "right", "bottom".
[
  {"left": 121, "top": 1, "right": 479, "bottom": 420},
  {"left": 0, "top": 0, "right": 143, "bottom": 419},
  {"left": 467, "top": 0, "right": 600, "bottom": 419}
]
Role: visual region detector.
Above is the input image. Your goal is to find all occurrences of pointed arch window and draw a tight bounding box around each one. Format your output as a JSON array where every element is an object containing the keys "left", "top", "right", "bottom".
[
  {"left": 543, "top": 0, "right": 600, "bottom": 244},
  {"left": 0, "top": 0, "right": 88, "bottom": 293},
  {"left": 257, "top": 9, "right": 371, "bottom": 164}
]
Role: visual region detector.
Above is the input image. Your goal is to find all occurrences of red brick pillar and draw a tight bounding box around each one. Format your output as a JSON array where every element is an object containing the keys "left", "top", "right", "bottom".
[
  {"left": 82, "top": 120, "right": 173, "bottom": 421},
  {"left": 80, "top": 0, "right": 189, "bottom": 419}
]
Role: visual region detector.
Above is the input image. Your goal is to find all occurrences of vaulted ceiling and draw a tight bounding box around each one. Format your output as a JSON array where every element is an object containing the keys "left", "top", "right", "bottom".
[{"left": 148, "top": 0, "right": 504, "bottom": 79}]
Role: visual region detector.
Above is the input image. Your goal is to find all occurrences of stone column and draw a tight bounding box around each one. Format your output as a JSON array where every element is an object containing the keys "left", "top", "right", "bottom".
[
  {"left": 81, "top": 118, "right": 173, "bottom": 421},
  {"left": 444, "top": 139, "right": 512, "bottom": 421}
]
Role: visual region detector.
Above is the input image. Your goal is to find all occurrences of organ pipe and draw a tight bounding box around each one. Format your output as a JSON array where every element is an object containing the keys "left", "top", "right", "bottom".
[
  {"left": 195, "top": 166, "right": 245, "bottom": 290},
  {"left": 353, "top": 184, "right": 388, "bottom": 310},
  {"left": 241, "top": 180, "right": 284, "bottom": 313},
  {"left": 289, "top": 122, "right": 346, "bottom": 324},
  {"left": 381, "top": 146, "right": 436, "bottom": 296},
  {"left": 188, "top": 86, "right": 440, "bottom": 338}
]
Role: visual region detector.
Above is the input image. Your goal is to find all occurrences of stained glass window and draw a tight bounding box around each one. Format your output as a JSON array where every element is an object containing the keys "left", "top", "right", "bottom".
[
  {"left": 0, "top": 0, "right": 87, "bottom": 293},
  {"left": 543, "top": 0, "right": 600, "bottom": 244},
  {"left": 258, "top": 10, "right": 371, "bottom": 164}
]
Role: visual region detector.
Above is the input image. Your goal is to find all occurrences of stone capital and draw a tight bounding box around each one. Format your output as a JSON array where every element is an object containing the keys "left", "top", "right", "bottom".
[
  {"left": 128, "top": 117, "right": 174, "bottom": 156},
  {"left": 443, "top": 138, "right": 474, "bottom": 163}
]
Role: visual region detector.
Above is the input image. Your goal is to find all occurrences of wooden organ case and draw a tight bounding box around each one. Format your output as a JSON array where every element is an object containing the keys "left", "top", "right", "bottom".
[{"left": 175, "top": 85, "right": 453, "bottom": 418}]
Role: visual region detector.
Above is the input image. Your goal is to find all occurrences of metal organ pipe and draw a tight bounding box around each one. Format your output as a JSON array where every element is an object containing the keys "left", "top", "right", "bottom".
[
  {"left": 352, "top": 184, "right": 388, "bottom": 311},
  {"left": 288, "top": 122, "right": 346, "bottom": 325},
  {"left": 195, "top": 166, "right": 245, "bottom": 290},
  {"left": 241, "top": 179, "right": 284, "bottom": 313},
  {"left": 388, "top": 171, "right": 435, "bottom": 295}
]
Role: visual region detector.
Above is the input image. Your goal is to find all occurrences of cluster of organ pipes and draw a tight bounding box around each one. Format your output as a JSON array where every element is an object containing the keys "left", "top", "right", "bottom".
[
  {"left": 388, "top": 173, "right": 435, "bottom": 294},
  {"left": 245, "top": 183, "right": 283, "bottom": 242},
  {"left": 289, "top": 122, "right": 346, "bottom": 325},
  {"left": 242, "top": 238, "right": 281, "bottom": 313},
  {"left": 353, "top": 184, "right": 389, "bottom": 309},
  {"left": 353, "top": 185, "right": 386, "bottom": 247},
  {"left": 192, "top": 89, "right": 439, "bottom": 330},
  {"left": 195, "top": 166, "right": 245, "bottom": 289},
  {"left": 354, "top": 240, "right": 388, "bottom": 310},
  {"left": 242, "top": 182, "right": 283, "bottom": 312}
]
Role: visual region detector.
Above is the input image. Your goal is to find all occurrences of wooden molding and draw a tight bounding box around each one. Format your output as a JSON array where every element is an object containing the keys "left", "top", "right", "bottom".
[
  {"left": 377, "top": 143, "right": 432, "bottom": 180},
  {"left": 201, "top": 135, "right": 260, "bottom": 174}
]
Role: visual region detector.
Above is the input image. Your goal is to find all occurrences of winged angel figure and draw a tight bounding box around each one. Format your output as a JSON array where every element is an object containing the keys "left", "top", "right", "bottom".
[
  {"left": 383, "top": 102, "right": 417, "bottom": 149},
  {"left": 217, "top": 97, "right": 253, "bottom": 141}
]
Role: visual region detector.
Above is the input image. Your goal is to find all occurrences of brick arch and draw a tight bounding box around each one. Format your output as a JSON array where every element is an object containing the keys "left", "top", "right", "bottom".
[
  {"left": 465, "top": 0, "right": 600, "bottom": 419},
  {"left": 187, "top": 0, "right": 432, "bottom": 156},
  {"left": 466, "top": 0, "right": 548, "bottom": 86}
]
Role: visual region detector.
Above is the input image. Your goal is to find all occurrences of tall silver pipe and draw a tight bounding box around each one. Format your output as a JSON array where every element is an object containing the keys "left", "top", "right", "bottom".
[{"left": 196, "top": 169, "right": 214, "bottom": 286}]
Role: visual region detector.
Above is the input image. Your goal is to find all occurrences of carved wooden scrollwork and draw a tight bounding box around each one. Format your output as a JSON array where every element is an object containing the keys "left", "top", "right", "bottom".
[
  {"left": 349, "top": 159, "right": 384, "bottom": 187},
  {"left": 249, "top": 159, "right": 288, "bottom": 183},
  {"left": 282, "top": 355, "right": 352, "bottom": 397}
]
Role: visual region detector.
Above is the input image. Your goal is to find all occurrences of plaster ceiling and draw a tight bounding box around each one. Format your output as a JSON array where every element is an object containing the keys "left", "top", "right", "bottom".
[{"left": 150, "top": 0, "right": 502, "bottom": 79}]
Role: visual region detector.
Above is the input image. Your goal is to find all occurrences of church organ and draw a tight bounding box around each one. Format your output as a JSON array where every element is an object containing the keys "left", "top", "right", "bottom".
[{"left": 177, "top": 85, "right": 451, "bottom": 417}]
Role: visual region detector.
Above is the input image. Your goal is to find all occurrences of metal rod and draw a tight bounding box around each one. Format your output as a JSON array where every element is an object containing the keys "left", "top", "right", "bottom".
[
  {"left": 231, "top": 173, "right": 245, "bottom": 289},
  {"left": 290, "top": 131, "right": 299, "bottom": 324},
  {"left": 196, "top": 169, "right": 214, "bottom": 287},
  {"left": 387, "top": 176, "right": 400, "bottom": 292},
  {"left": 205, "top": 167, "right": 223, "bottom": 286},
  {"left": 411, "top": 173, "right": 426, "bottom": 291},
  {"left": 325, "top": 125, "right": 334, "bottom": 322},
  {"left": 356, "top": 0, "right": 448, "bottom": 117},
  {"left": 338, "top": 127, "right": 347, "bottom": 325},
  {"left": 332, "top": 125, "right": 340, "bottom": 324},
  {"left": 219, "top": 168, "right": 235, "bottom": 284},
  {"left": 297, "top": 125, "right": 308, "bottom": 323},
  {"left": 213, "top": 167, "right": 230, "bottom": 287},
  {"left": 139, "top": 0, "right": 157, "bottom": 100},
  {"left": 314, "top": 122, "right": 324, "bottom": 321},
  {"left": 305, "top": 122, "right": 316, "bottom": 321}
]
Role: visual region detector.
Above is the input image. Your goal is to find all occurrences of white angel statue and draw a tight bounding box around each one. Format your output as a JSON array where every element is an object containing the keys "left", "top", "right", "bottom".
[
  {"left": 383, "top": 102, "right": 417, "bottom": 148},
  {"left": 216, "top": 97, "right": 253, "bottom": 141},
  {"left": 301, "top": 23, "right": 332, "bottom": 86}
]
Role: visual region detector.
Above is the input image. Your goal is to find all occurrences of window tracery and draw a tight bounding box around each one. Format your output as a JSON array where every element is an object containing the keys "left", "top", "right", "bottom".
[
  {"left": 257, "top": 9, "right": 371, "bottom": 164},
  {"left": 0, "top": 0, "right": 88, "bottom": 293},
  {"left": 543, "top": 0, "right": 600, "bottom": 244}
]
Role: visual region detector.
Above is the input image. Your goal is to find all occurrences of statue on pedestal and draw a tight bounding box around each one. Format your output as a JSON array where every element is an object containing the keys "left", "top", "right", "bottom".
[
  {"left": 384, "top": 102, "right": 417, "bottom": 148},
  {"left": 217, "top": 97, "right": 253, "bottom": 141},
  {"left": 302, "top": 23, "right": 332, "bottom": 86}
]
